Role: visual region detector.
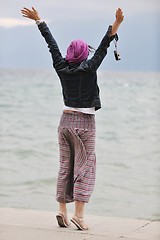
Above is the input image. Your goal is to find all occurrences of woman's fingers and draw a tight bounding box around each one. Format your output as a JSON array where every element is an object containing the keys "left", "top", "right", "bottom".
[
  {"left": 21, "top": 7, "right": 40, "bottom": 20},
  {"left": 21, "top": 11, "right": 29, "bottom": 18},
  {"left": 21, "top": 8, "right": 34, "bottom": 19},
  {"left": 115, "top": 8, "right": 124, "bottom": 23},
  {"left": 32, "top": 7, "right": 37, "bottom": 12},
  {"left": 21, "top": 7, "right": 34, "bottom": 15},
  {"left": 116, "top": 8, "right": 123, "bottom": 15},
  {"left": 21, "top": 8, "right": 30, "bottom": 16}
]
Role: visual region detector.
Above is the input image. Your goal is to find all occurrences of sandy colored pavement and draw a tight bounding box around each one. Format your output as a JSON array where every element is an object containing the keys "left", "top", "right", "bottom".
[{"left": 0, "top": 208, "right": 159, "bottom": 240}]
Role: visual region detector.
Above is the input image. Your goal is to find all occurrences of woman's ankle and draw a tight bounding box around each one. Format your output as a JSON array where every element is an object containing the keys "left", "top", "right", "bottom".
[
  {"left": 74, "top": 200, "right": 85, "bottom": 219},
  {"left": 58, "top": 202, "right": 67, "bottom": 214}
]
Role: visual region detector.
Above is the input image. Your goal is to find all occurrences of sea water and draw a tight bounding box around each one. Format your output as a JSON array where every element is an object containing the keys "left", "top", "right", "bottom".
[{"left": 0, "top": 69, "right": 160, "bottom": 220}]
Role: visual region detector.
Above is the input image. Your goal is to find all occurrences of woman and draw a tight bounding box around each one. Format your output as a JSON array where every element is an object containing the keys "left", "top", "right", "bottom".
[{"left": 21, "top": 7, "right": 124, "bottom": 230}]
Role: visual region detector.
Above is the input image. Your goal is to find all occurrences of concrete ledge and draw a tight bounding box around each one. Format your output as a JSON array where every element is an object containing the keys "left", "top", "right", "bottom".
[{"left": 0, "top": 208, "right": 159, "bottom": 240}]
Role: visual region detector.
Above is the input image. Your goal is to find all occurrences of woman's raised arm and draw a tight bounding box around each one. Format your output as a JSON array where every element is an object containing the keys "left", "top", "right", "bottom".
[{"left": 21, "top": 7, "right": 65, "bottom": 70}]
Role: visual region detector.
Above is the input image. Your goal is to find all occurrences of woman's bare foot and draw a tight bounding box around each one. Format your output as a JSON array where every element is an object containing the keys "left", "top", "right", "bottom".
[
  {"left": 56, "top": 210, "right": 70, "bottom": 227},
  {"left": 71, "top": 215, "right": 89, "bottom": 230},
  {"left": 56, "top": 202, "right": 70, "bottom": 227},
  {"left": 71, "top": 200, "right": 88, "bottom": 230}
]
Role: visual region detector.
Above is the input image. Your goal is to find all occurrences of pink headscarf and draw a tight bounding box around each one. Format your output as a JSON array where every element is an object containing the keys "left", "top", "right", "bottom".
[{"left": 66, "top": 40, "right": 89, "bottom": 63}]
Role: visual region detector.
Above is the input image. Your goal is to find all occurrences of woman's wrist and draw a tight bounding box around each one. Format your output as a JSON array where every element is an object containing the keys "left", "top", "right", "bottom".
[
  {"left": 111, "top": 21, "right": 120, "bottom": 36},
  {"left": 35, "top": 19, "right": 43, "bottom": 25},
  {"left": 34, "top": 16, "right": 41, "bottom": 21},
  {"left": 115, "top": 20, "right": 122, "bottom": 25}
]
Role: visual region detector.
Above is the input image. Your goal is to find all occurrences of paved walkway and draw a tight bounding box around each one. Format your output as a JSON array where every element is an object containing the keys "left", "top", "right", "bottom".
[{"left": 0, "top": 208, "right": 159, "bottom": 240}]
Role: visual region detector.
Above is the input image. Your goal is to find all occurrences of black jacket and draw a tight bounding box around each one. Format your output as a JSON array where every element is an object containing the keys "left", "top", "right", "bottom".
[{"left": 38, "top": 22, "right": 116, "bottom": 111}]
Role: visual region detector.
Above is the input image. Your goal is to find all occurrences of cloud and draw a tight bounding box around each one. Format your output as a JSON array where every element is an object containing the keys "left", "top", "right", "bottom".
[
  {"left": 0, "top": 0, "right": 160, "bottom": 22},
  {"left": 0, "top": 18, "right": 34, "bottom": 28},
  {"left": 0, "top": 0, "right": 159, "bottom": 71},
  {"left": 23, "top": 1, "right": 160, "bottom": 22}
]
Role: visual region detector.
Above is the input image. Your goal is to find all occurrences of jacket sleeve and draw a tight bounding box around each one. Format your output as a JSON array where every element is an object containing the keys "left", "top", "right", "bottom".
[
  {"left": 37, "top": 22, "right": 65, "bottom": 69},
  {"left": 87, "top": 25, "right": 117, "bottom": 71}
]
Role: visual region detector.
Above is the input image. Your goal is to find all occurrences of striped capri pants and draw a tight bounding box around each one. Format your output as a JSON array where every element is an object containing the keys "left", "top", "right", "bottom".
[{"left": 56, "top": 111, "right": 96, "bottom": 203}]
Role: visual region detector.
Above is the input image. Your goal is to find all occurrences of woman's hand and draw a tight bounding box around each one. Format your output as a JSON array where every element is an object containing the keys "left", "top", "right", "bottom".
[
  {"left": 111, "top": 8, "right": 124, "bottom": 36},
  {"left": 21, "top": 7, "right": 41, "bottom": 21},
  {"left": 115, "top": 8, "right": 124, "bottom": 24}
]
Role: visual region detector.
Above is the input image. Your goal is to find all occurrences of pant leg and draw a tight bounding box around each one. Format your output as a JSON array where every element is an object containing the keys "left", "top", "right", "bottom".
[
  {"left": 73, "top": 128, "right": 96, "bottom": 203},
  {"left": 56, "top": 127, "right": 74, "bottom": 203}
]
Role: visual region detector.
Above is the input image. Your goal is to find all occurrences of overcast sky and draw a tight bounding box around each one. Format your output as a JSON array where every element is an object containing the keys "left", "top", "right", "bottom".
[{"left": 0, "top": 0, "right": 160, "bottom": 71}]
